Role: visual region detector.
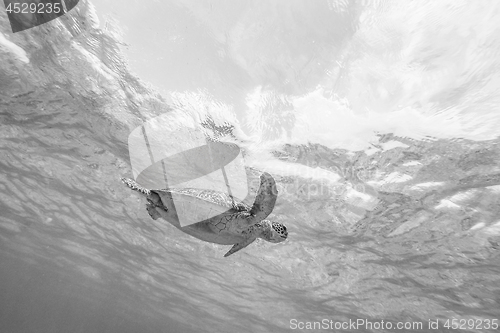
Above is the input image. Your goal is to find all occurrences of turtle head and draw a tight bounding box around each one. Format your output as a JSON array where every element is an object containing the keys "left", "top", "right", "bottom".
[{"left": 257, "top": 220, "right": 288, "bottom": 243}]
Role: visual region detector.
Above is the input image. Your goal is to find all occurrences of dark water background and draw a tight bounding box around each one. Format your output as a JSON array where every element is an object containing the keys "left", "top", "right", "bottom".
[{"left": 1, "top": 1, "right": 500, "bottom": 332}]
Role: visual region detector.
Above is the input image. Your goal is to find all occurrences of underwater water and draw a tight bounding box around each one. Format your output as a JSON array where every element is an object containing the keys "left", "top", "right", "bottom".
[{"left": 1, "top": 0, "right": 500, "bottom": 332}]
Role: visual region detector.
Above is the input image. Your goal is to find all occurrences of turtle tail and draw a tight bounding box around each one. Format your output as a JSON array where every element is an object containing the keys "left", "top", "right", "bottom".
[{"left": 121, "top": 177, "right": 151, "bottom": 196}]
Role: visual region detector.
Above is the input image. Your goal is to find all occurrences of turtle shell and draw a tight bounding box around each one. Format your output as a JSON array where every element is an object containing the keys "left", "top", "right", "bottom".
[{"left": 153, "top": 188, "right": 250, "bottom": 228}]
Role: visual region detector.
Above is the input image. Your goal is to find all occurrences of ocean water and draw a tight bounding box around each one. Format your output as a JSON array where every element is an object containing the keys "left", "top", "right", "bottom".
[{"left": 1, "top": 1, "right": 500, "bottom": 333}]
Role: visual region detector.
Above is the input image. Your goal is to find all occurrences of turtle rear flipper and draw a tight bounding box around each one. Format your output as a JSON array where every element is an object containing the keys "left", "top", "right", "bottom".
[
  {"left": 224, "top": 237, "right": 257, "bottom": 257},
  {"left": 148, "top": 190, "right": 162, "bottom": 206},
  {"left": 146, "top": 202, "right": 161, "bottom": 220},
  {"left": 248, "top": 172, "right": 277, "bottom": 222}
]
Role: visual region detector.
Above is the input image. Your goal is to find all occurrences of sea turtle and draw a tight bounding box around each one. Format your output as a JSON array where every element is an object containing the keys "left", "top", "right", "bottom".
[{"left": 121, "top": 172, "right": 288, "bottom": 257}]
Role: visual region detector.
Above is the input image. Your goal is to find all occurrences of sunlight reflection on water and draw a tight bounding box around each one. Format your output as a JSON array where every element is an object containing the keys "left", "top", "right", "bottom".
[{"left": 1, "top": 0, "right": 500, "bottom": 332}]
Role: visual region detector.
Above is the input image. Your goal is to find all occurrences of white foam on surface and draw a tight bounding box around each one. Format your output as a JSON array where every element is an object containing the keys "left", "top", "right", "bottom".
[
  {"left": 246, "top": 153, "right": 342, "bottom": 185},
  {"left": 402, "top": 161, "right": 422, "bottom": 166},
  {"left": 448, "top": 190, "right": 477, "bottom": 203},
  {"left": 381, "top": 141, "right": 409, "bottom": 151},
  {"left": 284, "top": 90, "right": 475, "bottom": 152},
  {"left": 485, "top": 221, "right": 500, "bottom": 235},
  {"left": 487, "top": 185, "right": 500, "bottom": 193},
  {"left": 410, "top": 182, "right": 445, "bottom": 190},
  {"left": 0, "top": 32, "right": 29, "bottom": 63},
  {"left": 470, "top": 222, "right": 485, "bottom": 230},
  {"left": 384, "top": 172, "right": 413, "bottom": 184},
  {"left": 435, "top": 199, "right": 460, "bottom": 209},
  {"left": 345, "top": 188, "right": 375, "bottom": 203}
]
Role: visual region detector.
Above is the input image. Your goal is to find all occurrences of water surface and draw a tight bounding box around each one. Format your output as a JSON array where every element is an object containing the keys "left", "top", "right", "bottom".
[{"left": 1, "top": 1, "right": 499, "bottom": 332}]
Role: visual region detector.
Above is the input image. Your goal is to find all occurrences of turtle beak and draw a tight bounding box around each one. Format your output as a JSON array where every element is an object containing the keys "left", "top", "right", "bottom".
[{"left": 273, "top": 230, "right": 287, "bottom": 243}]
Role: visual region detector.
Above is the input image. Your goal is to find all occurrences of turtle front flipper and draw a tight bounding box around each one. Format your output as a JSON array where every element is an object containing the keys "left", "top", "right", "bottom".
[
  {"left": 248, "top": 172, "right": 277, "bottom": 222},
  {"left": 224, "top": 237, "right": 256, "bottom": 257}
]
